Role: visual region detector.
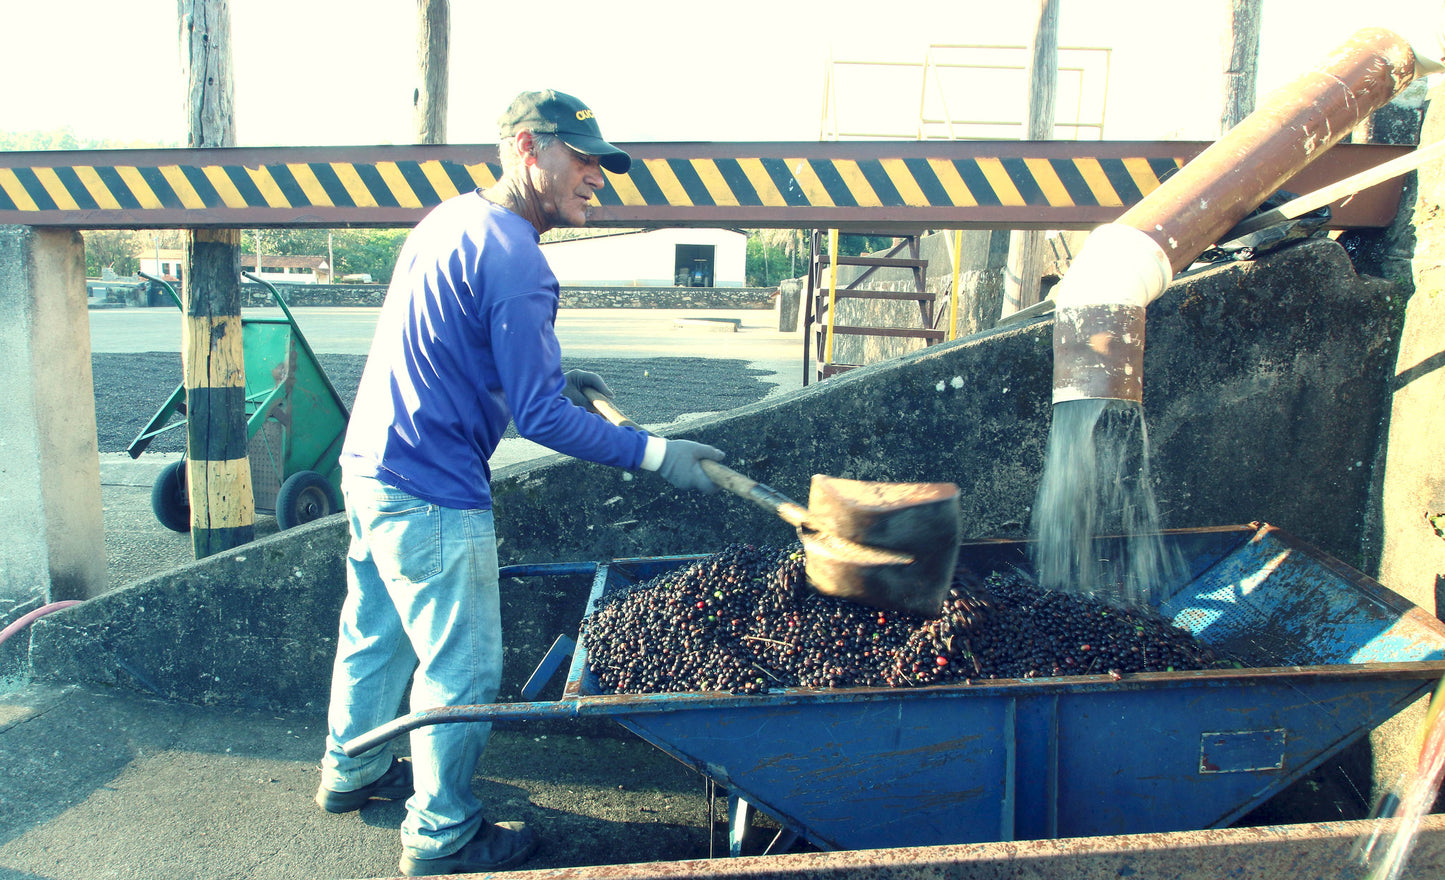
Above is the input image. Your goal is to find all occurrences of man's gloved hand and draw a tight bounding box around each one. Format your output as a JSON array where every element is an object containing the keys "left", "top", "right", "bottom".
[
  {"left": 656, "top": 440, "right": 725, "bottom": 494},
  {"left": 562, "top": 370, "right": 613, "bottom": 410}
]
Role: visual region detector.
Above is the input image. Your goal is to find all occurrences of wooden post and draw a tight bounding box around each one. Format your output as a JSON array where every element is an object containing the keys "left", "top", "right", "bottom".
[
  {"left": 180, "top": 0, "right": 254, "bottom": 556},
  {"left": 414, "top": 0, "right": 450, "bottom": 144},
  {"left": 1221, "top": 0, "right": 1262, "bottom": 133},
  {"left": 1000, "top": 0, "right": 1059, "bottom": 320}
]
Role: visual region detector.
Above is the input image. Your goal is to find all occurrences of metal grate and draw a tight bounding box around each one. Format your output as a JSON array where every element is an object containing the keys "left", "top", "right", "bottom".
[{"left": 248, "top": 418, "right": 285, "bottom": 512}]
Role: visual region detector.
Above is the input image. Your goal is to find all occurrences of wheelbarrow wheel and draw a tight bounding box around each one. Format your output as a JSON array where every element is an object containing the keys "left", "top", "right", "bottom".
[
  {"left": 276, "top": 470, "right": 340, "bottom": 530},
  {"left": 151, "top": 459, "right": 191, "bottom": 533}
]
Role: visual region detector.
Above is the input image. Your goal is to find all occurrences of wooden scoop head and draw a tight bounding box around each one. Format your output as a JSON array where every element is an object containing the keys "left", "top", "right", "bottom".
[{"left": 800, "top": 475, "right": 962, "bottom": 618}]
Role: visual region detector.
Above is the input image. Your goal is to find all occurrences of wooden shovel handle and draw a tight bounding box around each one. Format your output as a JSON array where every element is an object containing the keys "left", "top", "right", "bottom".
[
  {"left": 582, "top": 387, "right": 810, "bottom": 528},
  {"left": 585, "top": 393, "right": 639, "bottom": 430},
  {"left": 699, "top": 459, "right": 811, "bottom": 529}
]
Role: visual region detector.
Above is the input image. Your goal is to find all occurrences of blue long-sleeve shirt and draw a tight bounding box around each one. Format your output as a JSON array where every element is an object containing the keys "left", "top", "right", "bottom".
[{"left": 341, "top": 191, "right": 649, "bottom": 509}]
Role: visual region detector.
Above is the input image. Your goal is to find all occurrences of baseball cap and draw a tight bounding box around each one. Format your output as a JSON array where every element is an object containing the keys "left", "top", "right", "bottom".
[{"left": 498, "top": 90, "right": 631, "bottom": 174}]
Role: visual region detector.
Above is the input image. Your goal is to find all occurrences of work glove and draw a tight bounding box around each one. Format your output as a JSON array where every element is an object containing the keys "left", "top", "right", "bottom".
[
  {"left": 561, "top": 370, "right": 613, "bottom": 410},
  {"left": 656, "top": 440, "right": 725, "bottom": 494}
]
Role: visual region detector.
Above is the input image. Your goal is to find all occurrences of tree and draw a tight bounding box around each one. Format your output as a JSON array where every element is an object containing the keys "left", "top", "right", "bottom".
[
  {"left": 834, "top": 233, "right": 896, "bottom": 257},
  {"left": 332, "top": 229, "right": 409, "bottom": 282},
  {"left": 746, "top": 229, "right": 900, "bottom": 286},
  {"left": 84, "top": 230, "right": 142, "bottom": 277},
  {"left": 746, "top": 234, "right": 785, "bottom": 287},
  {"left": 83, "top": 229, "right": 185, "bottom": 278},
  {"left": 1221, "top": 0, "right": 1262, "bottom": 133},
  {"left": 414, "top": 0, "right": 449, "bottom": 144},
  {"left": 0, "top": 127, "right": 177, "bottom": 151},
  {"left": 229, "top": 228, "right": 407, "bottom": 284}
]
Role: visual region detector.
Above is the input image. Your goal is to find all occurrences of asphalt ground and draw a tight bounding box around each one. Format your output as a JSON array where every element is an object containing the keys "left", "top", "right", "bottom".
[
  {"left": 0, "top": 304, "right": 805, "bottom": 880},
  {"left": 89, "top": 304, "right": 803, "bottom": 592}
]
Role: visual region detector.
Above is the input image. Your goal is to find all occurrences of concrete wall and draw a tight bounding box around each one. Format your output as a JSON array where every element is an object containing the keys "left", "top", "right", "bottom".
[
  {"left": 0, "top": 229, "right": 51, "bottom": 632},
  {"left": 0, "top": 227, "right": 107, "bottom": 627},
  {"left": 558, "top": 286, "right": 773, "bottom": 309},
  {"left": 28, "top": 237, "right": 1401, "bottom": 717},
  {"left": 114, "top": 280, "right": 776, "bottom": 311},
  {"left": 0, "top": 225, "right": 107, "bottom": 673},
  {"left": 1347, "top": 79, "right": 1445, "bottom": 812}
]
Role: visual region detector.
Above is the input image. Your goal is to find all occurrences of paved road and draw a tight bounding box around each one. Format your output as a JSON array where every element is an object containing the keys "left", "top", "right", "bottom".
[{"left": 88, "top": 304, "right": 806, "bottom": 391}]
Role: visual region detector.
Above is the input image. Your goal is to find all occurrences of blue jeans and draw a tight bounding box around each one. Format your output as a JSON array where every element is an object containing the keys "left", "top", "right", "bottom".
[{"left": 319, "top": 472, "right": 503, "bottom": 859}]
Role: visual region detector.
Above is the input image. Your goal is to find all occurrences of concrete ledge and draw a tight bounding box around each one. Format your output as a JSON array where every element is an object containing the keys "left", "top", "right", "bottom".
[{"left": 494, "top": 816, "right": 1445, "bottom": 879}]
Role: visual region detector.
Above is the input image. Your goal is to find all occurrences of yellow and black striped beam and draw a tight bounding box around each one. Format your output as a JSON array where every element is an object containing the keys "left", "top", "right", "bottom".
[{"left": 0, "top": 141, "right": 1408, "bottom": 232}]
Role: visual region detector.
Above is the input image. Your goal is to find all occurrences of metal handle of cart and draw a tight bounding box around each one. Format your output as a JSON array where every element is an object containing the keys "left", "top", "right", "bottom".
[{"left": 345, "top": 560, "right": 602, "bottom": 757}]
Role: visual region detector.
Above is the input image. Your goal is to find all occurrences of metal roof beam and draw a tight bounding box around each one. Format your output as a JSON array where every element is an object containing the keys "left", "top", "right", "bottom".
[{"left": 0, "top": 141, "right": 1408, "bottom": 231}]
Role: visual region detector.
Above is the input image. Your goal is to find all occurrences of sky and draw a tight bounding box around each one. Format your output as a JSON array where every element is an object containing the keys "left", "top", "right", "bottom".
[{"left": 2, "top": 0, "right": 1442, "bottom": 148}]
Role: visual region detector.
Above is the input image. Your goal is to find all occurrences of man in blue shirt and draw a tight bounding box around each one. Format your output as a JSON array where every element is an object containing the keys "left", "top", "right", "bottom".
[{"left": 315, "top": 90, "right": 724, "bottom": 876}]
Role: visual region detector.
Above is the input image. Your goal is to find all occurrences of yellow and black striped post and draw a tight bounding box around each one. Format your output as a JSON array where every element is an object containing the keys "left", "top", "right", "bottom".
[
  {"left": 180, "top": 0, "right": 251, "bottom": 557},
  {"left": 183, "top": 230, "right": 254, "bottom": 554}
]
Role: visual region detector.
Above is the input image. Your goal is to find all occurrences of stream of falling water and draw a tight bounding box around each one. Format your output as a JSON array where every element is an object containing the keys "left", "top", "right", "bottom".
[
  {"left": 1033, "top": 400, "right": 1442, "bottom": 875},
  {"left": 1030, "top": 398, "right": 1184, "bottom": 607},
  {"left": 1354, "top": 679, "right": 1445, "bottom": 880}
]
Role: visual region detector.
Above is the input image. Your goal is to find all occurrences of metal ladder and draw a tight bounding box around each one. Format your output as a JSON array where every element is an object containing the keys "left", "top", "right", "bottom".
[{"left": 802, "top": 229, "right": 945, "bottom": 384}]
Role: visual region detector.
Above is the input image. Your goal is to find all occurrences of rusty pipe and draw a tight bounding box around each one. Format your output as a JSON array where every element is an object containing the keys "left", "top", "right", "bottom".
[{"left": 1053, "top": 26, "right": 1441, "bottom": 405}]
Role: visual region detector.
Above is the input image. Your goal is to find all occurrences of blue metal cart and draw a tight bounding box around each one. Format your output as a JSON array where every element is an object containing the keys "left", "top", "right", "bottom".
[{"left": 346, "top": 524, "right": 1445, "bottom": 855}]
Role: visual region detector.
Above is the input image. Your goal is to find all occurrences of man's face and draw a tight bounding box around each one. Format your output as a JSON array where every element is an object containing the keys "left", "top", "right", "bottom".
[{"left": 528, "top": 138, "right": 606, "bottom": 229}]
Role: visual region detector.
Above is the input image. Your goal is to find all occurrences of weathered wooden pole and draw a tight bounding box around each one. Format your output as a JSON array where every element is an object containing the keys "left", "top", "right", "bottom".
[
  {"left": 1000, "top": 0, "right": 1059, "bottom": 319},
  {"left": 414, "top": 0, "right": 449, "bottom": 144},
  {"left": 179, "top": 0, "right": 254, "bottom": 556},
  {"left": 1221, "top": 0, "right": 1263, "bottom": 132}
]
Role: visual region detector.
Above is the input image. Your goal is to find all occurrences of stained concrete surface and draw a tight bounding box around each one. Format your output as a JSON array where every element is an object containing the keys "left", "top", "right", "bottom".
[
  {"left": 10, "top": 247, "right": 1441, "bottom": 877},
  {"left": 0, "top": 683, "right": 735, "bottom": 879},
  {"left": 0, "top": 306, "right": 801, "bottom": 879},
  {"left": 0, "top": 306, "right": 803, "bottom": 880}
]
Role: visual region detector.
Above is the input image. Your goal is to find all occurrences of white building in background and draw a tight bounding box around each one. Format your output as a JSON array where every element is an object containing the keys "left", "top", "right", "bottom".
[
  {"left": 540, "top": 228, "right": 747, "bottom": 287},
  {"left": 133, "top": 250, "right": 331, "bottom": 285},
  {"left": 137, "top": 248, "right": 187, "bottom": 283},
  {"left": 242, "top": 254, "right": 331, "bottom": 285}
]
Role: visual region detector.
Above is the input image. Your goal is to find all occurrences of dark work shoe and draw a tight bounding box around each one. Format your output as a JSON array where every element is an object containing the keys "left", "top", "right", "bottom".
[
  {"left": 315, "top": 757, "right": 413, "bottom": 813},
  {"left": 399, "top": 821, "right": 540, "bottom": 876}
]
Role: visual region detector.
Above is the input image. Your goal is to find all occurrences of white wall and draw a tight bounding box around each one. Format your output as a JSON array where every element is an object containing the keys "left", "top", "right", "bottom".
[
  {"left": 541, "top": 228, "right": 747, "bottom": 287},
  {"left": 247, "top": 269, "right": 320, "bottom": 285},
  {"left": 138, "top": 255, "right": 184, "bottom": 280}
]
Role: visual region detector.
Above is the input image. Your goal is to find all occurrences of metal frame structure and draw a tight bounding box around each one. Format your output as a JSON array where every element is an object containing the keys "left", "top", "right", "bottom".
[
  {"left": 0, "top": 141, "right": 1409, "bottom": 233},
  {"left": 821, "top": 43, "right": 1112, "bottom": 142}
]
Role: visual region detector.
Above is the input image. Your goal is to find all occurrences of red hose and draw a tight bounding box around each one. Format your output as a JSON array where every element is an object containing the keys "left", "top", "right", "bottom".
[{"left": 0, "top": 601, "right": 83, "bottom": 649}]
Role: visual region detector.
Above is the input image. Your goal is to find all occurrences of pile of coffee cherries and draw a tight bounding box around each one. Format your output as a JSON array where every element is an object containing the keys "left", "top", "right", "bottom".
[{"left": 581, "top": 543, "right": 1230, "bottom": 696}]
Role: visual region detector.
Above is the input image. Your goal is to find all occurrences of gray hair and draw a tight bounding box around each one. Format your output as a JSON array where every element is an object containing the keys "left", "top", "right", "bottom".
[{"left": 499, "top": 132, "right": 560, "bottom": 174}]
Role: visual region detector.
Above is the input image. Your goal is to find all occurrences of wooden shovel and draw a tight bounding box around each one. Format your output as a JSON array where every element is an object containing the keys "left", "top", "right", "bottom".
[{"left": 584, "top": 388, "right": 963, "bottom": 617}]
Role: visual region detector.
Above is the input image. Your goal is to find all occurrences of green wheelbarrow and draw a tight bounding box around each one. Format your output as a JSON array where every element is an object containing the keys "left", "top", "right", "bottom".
[{"left": 128, "top": 271, "right": 350, "bottom": 532}]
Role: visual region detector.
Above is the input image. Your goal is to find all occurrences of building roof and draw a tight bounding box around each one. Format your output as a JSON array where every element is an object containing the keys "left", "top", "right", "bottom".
[
  {"left": 136, "top": 249, "right": 328, "bottom": 270},
  {"left": 243, "top": 254, "right": 328, "bottom": 270}
]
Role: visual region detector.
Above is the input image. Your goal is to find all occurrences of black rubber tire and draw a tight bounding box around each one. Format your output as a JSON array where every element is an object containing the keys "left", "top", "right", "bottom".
[
  {"left": 151, "top": 459, "right": 191, "bottom": 533},
  {"left": 275, "top": 470, "right": 340, "bottom": 529}
]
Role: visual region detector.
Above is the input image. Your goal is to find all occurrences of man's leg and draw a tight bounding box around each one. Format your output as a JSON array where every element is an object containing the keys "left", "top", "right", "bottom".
[
  {"left": 318, "top": 475, "right": 420, "bottom": 798},
  {"left": 388, "top": 503, "right": 504, "bottom": 860}
]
